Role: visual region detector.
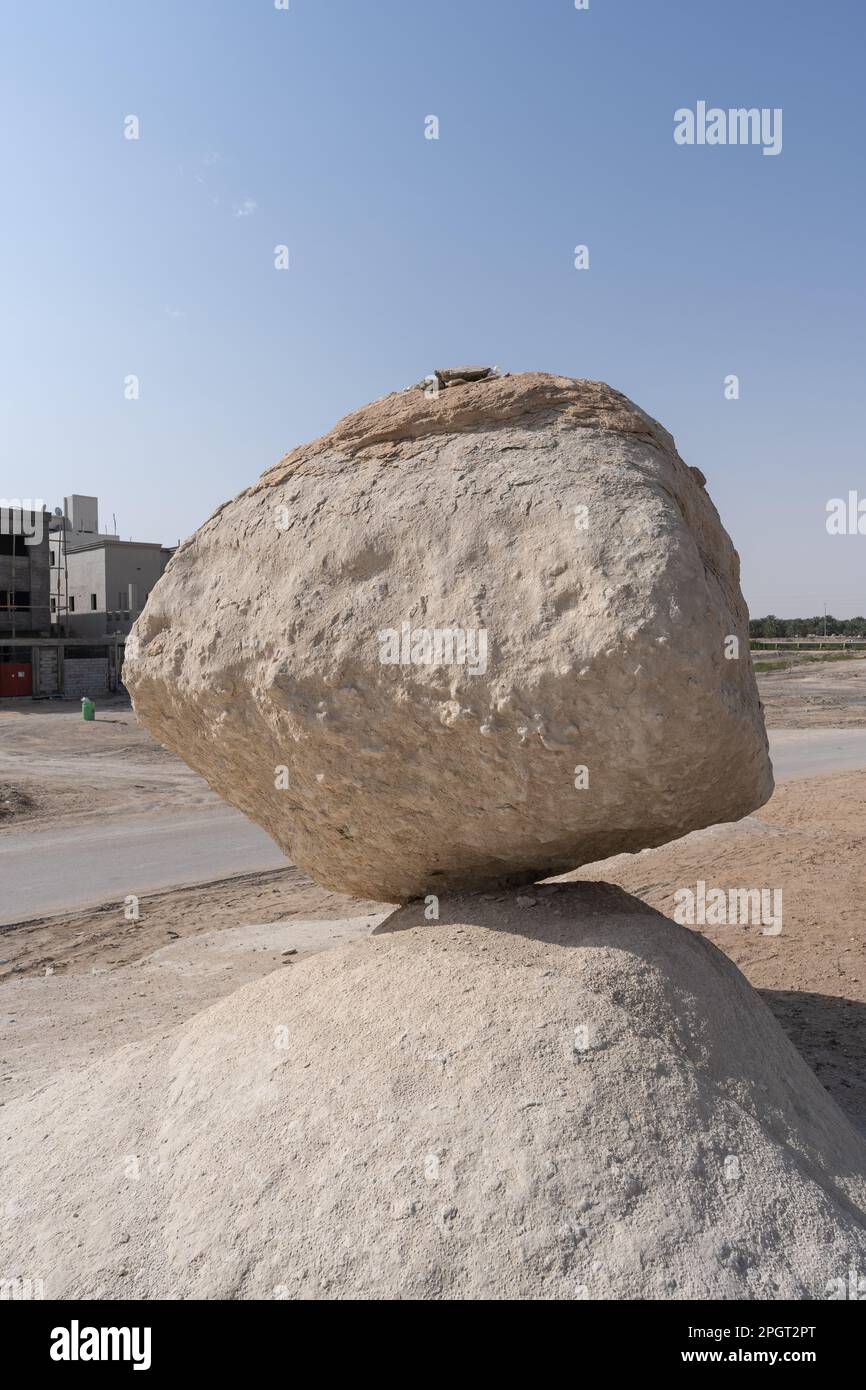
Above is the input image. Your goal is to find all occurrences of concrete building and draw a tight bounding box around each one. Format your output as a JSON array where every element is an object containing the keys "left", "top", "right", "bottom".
[
  {"left": 0, "top": 504, "right": 52, "bottom": 696},
  {"left": 49, "top": 495, "right": 173, "bottom": 639},
  {"left": 0, "top": 495, "right": 172, "bottom": 700}
]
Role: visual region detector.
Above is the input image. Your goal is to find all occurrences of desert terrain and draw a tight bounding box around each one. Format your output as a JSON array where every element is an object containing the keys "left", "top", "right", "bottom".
[{"left": 2, "top": 655, "right": 865, "bottom": 1136}]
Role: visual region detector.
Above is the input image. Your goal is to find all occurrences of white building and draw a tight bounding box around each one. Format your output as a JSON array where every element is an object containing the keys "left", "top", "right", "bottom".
[{"left": 49, "top": 495, "right": 173, "bottom": 638}]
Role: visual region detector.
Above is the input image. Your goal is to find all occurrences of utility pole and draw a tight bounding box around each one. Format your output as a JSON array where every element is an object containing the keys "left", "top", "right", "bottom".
[
  {"left": 62, "top": 512, "right": 69, "bottom": 637},
  {"left": 10, "top": 507, "right": 16, "bottom": 645}
]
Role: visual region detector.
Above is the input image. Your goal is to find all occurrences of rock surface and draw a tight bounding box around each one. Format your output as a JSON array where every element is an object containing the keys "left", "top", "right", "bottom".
[
  {"left": 124, "top": 373, "right": 773, "bottom": 901},
  {"left": 3, "top": 885, "right": 864, "bottom": 1300}
]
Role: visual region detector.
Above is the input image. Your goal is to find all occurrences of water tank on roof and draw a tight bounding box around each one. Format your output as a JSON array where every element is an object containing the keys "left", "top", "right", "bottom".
[{"left": 64, "top": 495, "right": 99, "bottom": 534}]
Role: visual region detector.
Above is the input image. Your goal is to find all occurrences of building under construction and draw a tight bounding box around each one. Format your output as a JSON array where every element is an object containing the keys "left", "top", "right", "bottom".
[{"left": 0, "top": 496, "right": 171, "bottom": 699}]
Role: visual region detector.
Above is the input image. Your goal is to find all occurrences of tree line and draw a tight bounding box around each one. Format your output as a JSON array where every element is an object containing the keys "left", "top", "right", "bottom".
[{"left": 749, "top": 615, "right": 866, "bottom": 638}]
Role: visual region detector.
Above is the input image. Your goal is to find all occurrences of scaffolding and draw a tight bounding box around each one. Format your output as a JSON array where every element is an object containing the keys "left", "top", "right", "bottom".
[{"left": 49, "top": 511, "right": 70, "bottom": 637}]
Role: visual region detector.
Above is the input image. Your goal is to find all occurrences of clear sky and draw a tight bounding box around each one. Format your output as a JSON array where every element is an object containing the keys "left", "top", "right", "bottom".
[{"left": 1, "top": 0, "right": 864, "bottom": 617}]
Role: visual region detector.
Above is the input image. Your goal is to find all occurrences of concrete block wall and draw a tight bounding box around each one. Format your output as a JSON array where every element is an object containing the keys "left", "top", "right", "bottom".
[
  {"left": 63, "top": 658, "right": 110, "bottom": 698},
  {"left": 35, "top": 646, "right": 60, "bottom": 696}
]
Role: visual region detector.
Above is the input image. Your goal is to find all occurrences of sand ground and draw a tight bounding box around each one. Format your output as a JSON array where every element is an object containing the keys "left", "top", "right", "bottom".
[
  {"left": 757, "top": 654, "right": 866, "bottom": 728},
  {"left": 1, "top": 658, "right": 865, "bottom": 1133},
  {"left": 0, "top": 696, "right": 221, "bottom": 830}
]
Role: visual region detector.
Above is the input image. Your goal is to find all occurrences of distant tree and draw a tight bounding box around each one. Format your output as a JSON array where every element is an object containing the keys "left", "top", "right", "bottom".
[{"left": 749, "top": 614, "right": 866, "bottom": 640}]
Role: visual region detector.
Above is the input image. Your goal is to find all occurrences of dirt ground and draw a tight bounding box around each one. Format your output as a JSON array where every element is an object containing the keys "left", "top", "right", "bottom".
[
  {"left": 757, "top": 654, "right": 866, "bottom": 728},
  {"left": 0, "top": 697, "right": 222, "bottom": 830},
  {"left": 1, "top": 661, "right": 866, "bottom": 1135}
]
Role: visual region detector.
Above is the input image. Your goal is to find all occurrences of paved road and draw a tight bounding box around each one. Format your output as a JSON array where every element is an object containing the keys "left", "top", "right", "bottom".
[
  {"left": 769, "top": 728, "right": 866, "bottom": 782},
  {"left": 3, "top": 727, "right": 866, "bottom": 927},
  {"left": 0, "top": 807, "right": 287, "bottom": 926}
]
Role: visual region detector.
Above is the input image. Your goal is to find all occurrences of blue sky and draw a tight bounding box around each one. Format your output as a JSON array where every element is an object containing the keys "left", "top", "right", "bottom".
[{"left": 1, "top": 0, "right": 864, "bottom": 616}]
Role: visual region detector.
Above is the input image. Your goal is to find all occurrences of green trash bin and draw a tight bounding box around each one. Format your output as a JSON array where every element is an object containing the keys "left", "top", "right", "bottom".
[{"left": 81, "top": 697, "right": 95, "bottom": 721}]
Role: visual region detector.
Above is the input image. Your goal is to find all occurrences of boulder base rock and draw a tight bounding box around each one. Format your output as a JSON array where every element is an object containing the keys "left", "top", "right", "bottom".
[
  {"left": 124, "top": 373, "right": 773, "bottom": 901},
  {"left": 3, "top": 886, "right": 864, "bottom": 1300}
]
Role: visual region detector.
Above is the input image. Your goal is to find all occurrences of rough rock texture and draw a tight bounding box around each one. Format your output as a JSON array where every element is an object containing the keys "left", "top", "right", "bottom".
[
  {"left": 124, "top": 373, "right": 773, "bottom": 901},
  {"left": 3, "top": 886, "right": 864, "bottom": 1300}
]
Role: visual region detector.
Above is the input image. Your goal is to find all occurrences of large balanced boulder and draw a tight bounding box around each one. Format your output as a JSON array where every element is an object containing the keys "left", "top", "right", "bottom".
[
  {"left": 3, "top": 886, "right": 864, "bottom": 1299},
  {"left": 124, "top": 373, "right": 772, "bottom": 901}
]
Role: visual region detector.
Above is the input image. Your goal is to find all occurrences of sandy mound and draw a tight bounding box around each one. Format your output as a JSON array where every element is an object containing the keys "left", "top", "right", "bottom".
[
  {"left": 3, "top": 885, "right": 864, "bottom": 1300},
  {"left": 124, "top": 372, "right": 772, "bottom": 901}
]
